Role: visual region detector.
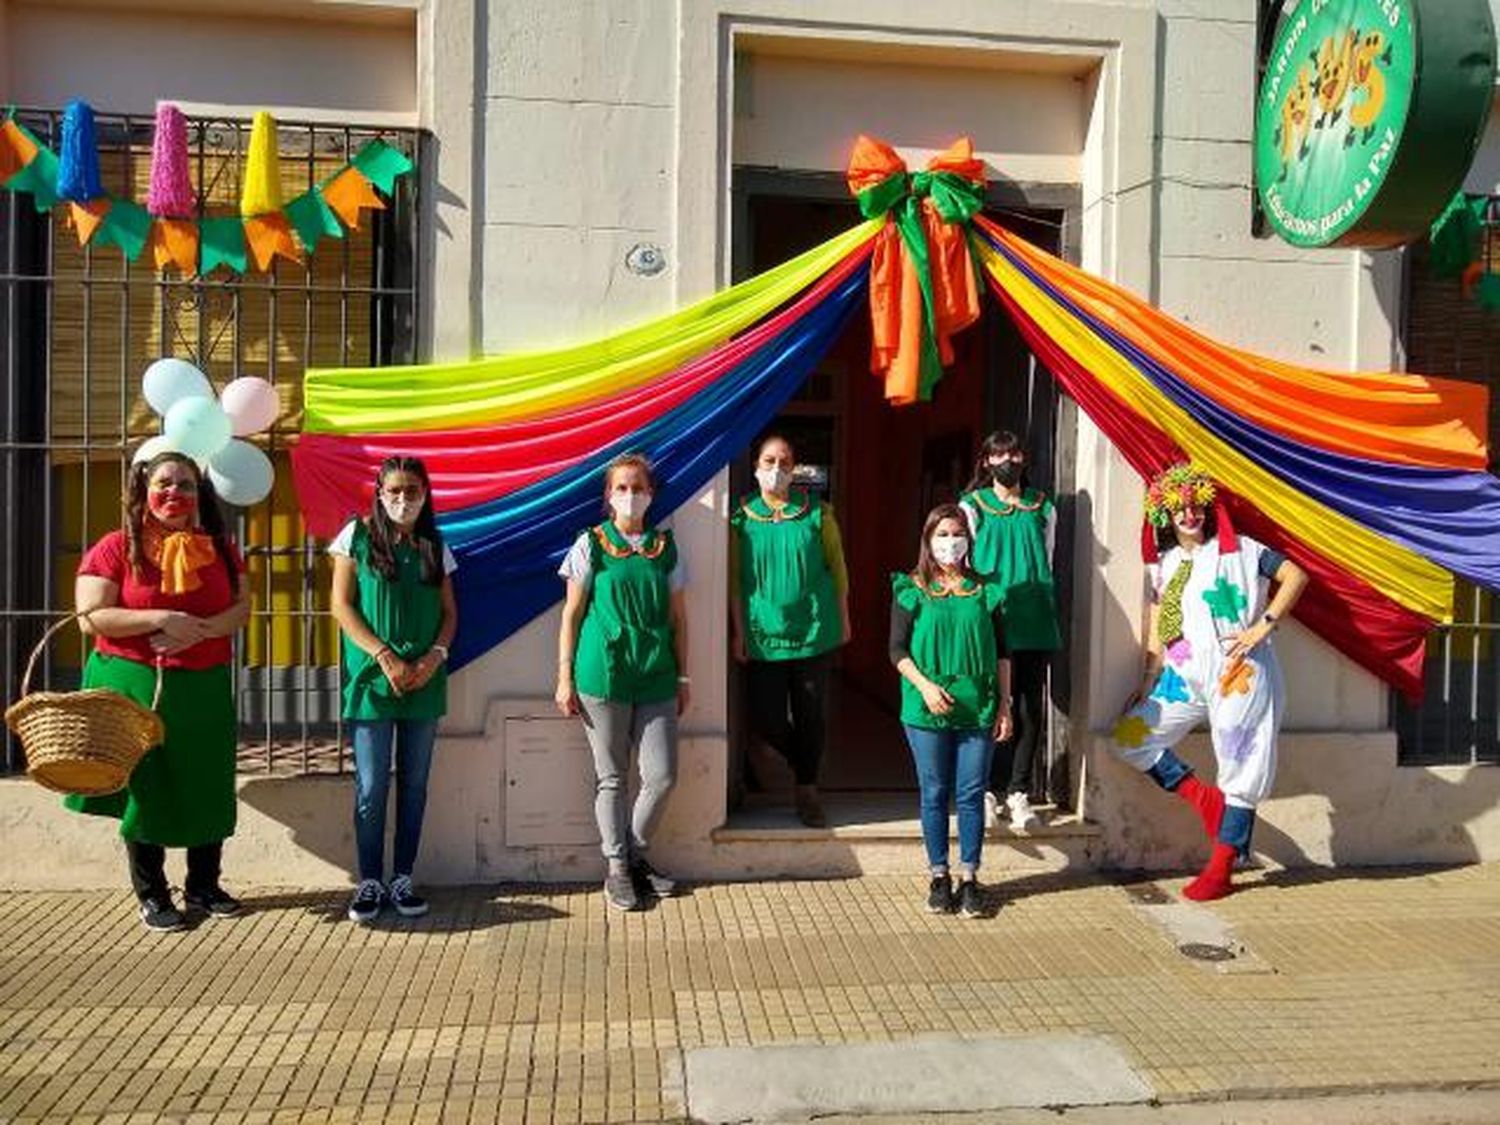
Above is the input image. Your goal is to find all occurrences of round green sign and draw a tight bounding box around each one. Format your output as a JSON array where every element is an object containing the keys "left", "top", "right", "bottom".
[{"left": 1254, "top": 0, "right": 1495, "bottom": 248}]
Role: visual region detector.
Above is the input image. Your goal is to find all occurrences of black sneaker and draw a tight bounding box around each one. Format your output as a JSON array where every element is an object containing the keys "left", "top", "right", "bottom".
[
  {"left": 388, "top": 875, "right": 429, "bottom": 918},
  {"left": 139, "top": 895, "right": 187, "bottom": 933},
  {"left": 184, "top": 885, "right": 243, "bottom": 919},
  {"left": 956, "top": 879, "right": 984, "bottom": 919},
  {"left": 347, "top": 879, "right": 384, "bottom": 924},
  {"left": 630, "top": 857, "right": 678, "bottom": 898},
  {"left": 603, "top": 869, "right": 640, "bottom": 911},
  {"left": 926, "top": 874, "right": 953, "bottom": 914}
]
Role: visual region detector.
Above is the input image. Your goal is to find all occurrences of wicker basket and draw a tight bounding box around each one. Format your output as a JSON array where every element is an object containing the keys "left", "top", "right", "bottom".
[{"left": 4, "top": 615, "right": 164, "bottom": 796}]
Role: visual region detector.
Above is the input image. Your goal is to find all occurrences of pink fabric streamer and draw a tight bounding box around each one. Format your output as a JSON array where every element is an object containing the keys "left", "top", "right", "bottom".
[{"left": 147, "top": 104, "right": 194, "bottom": 219}]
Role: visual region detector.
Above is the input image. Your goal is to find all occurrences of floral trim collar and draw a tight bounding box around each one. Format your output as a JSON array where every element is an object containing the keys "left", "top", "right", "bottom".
[
  {"left": 593, "top": 521, "right": 667, "bottom": 560},
  {"left": 971, "top": 487, "right": 1045, "bottom": 517},
  {"left": 740, "top": 489, "right": 812, "bottom": 523},
  {"left": 922, "top": 575, "right": 982, "bottom": 599}
]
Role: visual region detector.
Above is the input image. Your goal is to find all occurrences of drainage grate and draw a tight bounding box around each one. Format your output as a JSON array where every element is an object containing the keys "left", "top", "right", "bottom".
[{"left": 1177, "top": 942, "right": 1237, "bottom": 962}]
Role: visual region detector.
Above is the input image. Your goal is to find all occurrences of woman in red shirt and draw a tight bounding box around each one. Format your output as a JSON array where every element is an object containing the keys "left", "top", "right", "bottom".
[{"left": 70, "top": 450, "right": 250, "bottom": 932}]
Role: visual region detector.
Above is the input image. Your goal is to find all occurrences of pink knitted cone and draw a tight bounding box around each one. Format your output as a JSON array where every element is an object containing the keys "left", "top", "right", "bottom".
[{"left": 147, "top": 103, "right": 194, "bottom": 218}]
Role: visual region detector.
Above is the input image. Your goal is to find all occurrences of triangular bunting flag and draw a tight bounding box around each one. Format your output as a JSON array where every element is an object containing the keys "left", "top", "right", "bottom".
[
  {"left": 67, "top": 198, "right": 111, "bottom": 246},
  {"left": 351, "top": 140, "right": 414, "bottom": 194},
  {"left": 0, "top": 118, "right": 40, "bottom": 184},
  {"left": 320, "top": 166, "right": 384, "bottom": 230},
  {"left": 199, "top": 215, "right": 248, "bottom": 274},
  {"left": 244, "top": 212, "right": 303, "bottom": 271},
  {"left": 151, "top": 217, "right": 199, "bottom": 274},
  {"left": 93, "top": 199, "right": 151, "bottom": 260},
  {"left": 285, "top": 189, "right": 342, "bottom": 253}
]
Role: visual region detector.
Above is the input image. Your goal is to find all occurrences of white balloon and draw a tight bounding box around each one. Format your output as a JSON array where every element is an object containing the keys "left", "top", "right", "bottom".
[
  {"left": 220, "top": 376, "right": 281, "bottom": 436},
  {"left": 142, "top": 357, "right": 212, "bottom": 416},
  {"left": 164, "top": 396, "right": 232, "bottom": 461},
  {"left": 208, "top": 440, "right": 275, "bottom": 506},
  {"left": 130, "top": 435, "right": 175, "bottom": 464}
]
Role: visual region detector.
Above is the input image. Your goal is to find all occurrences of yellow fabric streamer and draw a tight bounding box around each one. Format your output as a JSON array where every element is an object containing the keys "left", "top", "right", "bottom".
[
  {"left": 975, "top": 239, "right": 1454, "bottom": 623},
  {"left": 303, "top": 219, "right": 883, "bottom": 434},
  {"left": 240, "top": 111, "right": 284, "bottom": 219},
  {"left": 157, "top": 531, "right": 218, "bottom": 595}
]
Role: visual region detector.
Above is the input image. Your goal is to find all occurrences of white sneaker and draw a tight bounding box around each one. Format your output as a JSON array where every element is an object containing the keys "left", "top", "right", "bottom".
[
  {"left": 983, "top": 791, "right": 1001, "bottom": 830},
  {"left": 1006, "top": 791, "right": 1038, "bottom": 831}
]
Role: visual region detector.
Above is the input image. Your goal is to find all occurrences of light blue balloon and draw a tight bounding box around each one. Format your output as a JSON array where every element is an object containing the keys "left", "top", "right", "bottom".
[
  {"left": 142, "top": 357, "right": 212, "bottom": 416},
  {"left": 163, "top": 396, "right": 232, "bottom": 461},
  {"left": 208, "top": 439, "right": 275, "bottom": 506}
]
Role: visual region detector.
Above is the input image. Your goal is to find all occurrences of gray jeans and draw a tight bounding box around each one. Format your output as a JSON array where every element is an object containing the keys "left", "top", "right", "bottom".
[{"left": 578, "top": 694, "right": 679, "bottom": 862}]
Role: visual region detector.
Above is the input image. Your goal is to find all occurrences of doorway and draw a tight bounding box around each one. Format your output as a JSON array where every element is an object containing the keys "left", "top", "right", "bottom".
[{"left": 728, "top": 172, "right": 1070, "bottom": 810}]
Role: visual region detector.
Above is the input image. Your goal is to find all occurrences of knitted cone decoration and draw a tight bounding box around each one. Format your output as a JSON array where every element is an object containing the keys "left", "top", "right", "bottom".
[
  {"left": 147, "top": 103, "right": 194, "bottom": 219},
  {"left": 56, "top": 99, "right": 104, "bottom": 202}
]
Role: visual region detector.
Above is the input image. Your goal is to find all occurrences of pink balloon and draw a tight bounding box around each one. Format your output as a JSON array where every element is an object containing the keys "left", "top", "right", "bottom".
[{"left": 220, "top": 376, "right": 281, "bottom": 436}]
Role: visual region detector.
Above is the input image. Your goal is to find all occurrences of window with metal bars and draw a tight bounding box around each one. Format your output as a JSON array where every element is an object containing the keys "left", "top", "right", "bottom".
[
  {"left": 1, "top": 107, "right": 424, "bottom": 776},
  {"left": 1395, "top": 201, "right": 1500, "bottom": 765}
]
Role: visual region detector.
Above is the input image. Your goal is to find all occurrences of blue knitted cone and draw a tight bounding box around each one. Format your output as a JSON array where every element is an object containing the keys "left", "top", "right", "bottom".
[{"left": 57, "top": 99, "right": 104, "bottom": 202}]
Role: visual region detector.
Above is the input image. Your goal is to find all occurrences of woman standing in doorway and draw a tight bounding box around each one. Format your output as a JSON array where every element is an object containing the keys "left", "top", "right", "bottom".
[
  {"left": 329, "top": 455, "right": 458, "bottom": 924},
  {"left": 961, "top": 431, "right": 1061, "bottom": 833},
  {"left": 730, "top": 434, "right": 851, "bottom": 827},
  {"left": 556, "top": 453, "right": 689, "bottom": 912},
  {"left": 71, "top": 450, "right": 249, "bottom": 932},
  {"left": 1112, "top": 463, "right": 1307, "bottom": 901},
  {"left": 890, "top": 505, "right": 1013, "bottom": 918}
]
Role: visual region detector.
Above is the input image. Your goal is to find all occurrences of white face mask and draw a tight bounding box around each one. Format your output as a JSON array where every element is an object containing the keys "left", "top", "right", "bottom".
[
  {"left": 931, "top": 535, "right": 969, "bottom": 566},
  {"left": 381, "top": 497, "right": 420, "bottom": 527},
  {"left": 610, "top": 491, "right": 652, "bottom": 521},
  {"left": 755, "top": 466, "right": 792, "bottom": 494}
]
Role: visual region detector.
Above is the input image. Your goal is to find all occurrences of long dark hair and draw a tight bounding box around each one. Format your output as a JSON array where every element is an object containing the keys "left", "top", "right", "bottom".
[
  {"left": 965, "top": 429, "right": 1025, "bottom": 492},
  {"left": 1154, "top": 503, "right": 1219, "bottom": 556},
  {"left": 126, "top": 451, "right": 238, "bottom": 584},
  {"left": 368, "top": 456, "right": 445, "bottom": 585},
  {"left": 912, "top": 503, "right": 978, "bottom": 590}
]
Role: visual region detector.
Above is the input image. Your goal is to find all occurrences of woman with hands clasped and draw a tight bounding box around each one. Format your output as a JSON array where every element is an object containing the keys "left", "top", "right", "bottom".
[
  {"left": 329, "top": 456, "right": 458, "bottom": 924},
  {"left": 890, "top": 505, "right": 1013, "bottom": 919}
]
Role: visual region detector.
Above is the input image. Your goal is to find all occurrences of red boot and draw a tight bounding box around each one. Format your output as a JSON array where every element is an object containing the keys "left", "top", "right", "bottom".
[
  {"left": 1175, "top": 776, "right": 1225, "bottom": 840},
  {"left": 1182, "top": 843, "right": 1236, "bottom": 902}
]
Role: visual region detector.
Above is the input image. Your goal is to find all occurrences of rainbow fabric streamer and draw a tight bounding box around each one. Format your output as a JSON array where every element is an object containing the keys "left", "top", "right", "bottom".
[{"left": 295, "top": 138, "right": 1498, "bottom": 697}]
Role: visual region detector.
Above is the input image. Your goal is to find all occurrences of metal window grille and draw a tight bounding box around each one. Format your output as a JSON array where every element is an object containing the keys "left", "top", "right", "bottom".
[
  {"left": 1, "top": 107, "right": 425, "bottom": 776},
  {"left": 1395, "top": 199, "right": 1500, "bottom": 765}
]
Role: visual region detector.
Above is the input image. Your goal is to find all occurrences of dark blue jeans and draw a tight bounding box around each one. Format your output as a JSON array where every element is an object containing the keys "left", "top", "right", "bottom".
[
  {"left": 351, "top": 719, "right": 437, "bottom": 882},
  {"left": 903, "top": 724, "right": 994, "bottom": 874}
]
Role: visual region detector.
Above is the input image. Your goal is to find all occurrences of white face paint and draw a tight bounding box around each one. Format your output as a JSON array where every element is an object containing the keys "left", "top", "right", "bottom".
[
  {"left": 609, "top": 491, "right": 652, "bottom": 521},
  {"left": 931, "top": 534, "right": 969, "bottom": 567},
  {"left": 755, "top": 466, "right": 792, "bottom": 495}
]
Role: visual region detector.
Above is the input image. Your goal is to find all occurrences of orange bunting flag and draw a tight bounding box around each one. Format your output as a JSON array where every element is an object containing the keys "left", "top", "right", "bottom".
[
  {"left": 243, "top": 212, "right": 303, "bottom": 271},
  {"left": 320, "top": 167, "right": 384, "bottom": 230},
  {"left": 67, "top": 198, "right": 112, "bottom": 247},
  {"left": 150, "top": 217, "right": 200, "bottom": 274},
  {"left": 0, "top": 119, "right": 39, "bottom": 184}
]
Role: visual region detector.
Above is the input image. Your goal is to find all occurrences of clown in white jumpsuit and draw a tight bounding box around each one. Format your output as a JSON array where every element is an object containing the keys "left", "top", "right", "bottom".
[{"left": 1112, "top": 515, "right": 1306, "bottom": 900}]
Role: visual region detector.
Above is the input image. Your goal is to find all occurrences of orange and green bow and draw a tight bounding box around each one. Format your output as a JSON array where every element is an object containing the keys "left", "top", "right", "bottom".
[{"left": 846, "top": 135, "right": 987, "bottom": 404}]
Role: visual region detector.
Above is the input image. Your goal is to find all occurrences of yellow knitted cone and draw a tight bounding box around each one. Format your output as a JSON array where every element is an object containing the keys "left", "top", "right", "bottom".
[{"left": 239, "top": 111, "right": 283, "bottom": 218}]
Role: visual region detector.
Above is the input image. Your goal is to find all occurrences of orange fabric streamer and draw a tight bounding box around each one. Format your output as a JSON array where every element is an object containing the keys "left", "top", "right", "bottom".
[
  {"left": 150, "top": 218, "right": 200, "bottom": 274},
  {"left": 321, "top": 167, "right": 385, "bottom": 230},
  {"left": 244, "top": 212, "right": 303, "bottom": 271},
  {"left": 158, "top": 531, "right": 218, "bottom": 595},
  {"left": 0, "top": 119, "right": 39, "bottom": 184}
]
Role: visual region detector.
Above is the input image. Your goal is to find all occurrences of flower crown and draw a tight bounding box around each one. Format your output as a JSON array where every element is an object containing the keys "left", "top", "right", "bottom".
[{"left": 1144, "top": 463, "right": 1216, "bottom": 528}]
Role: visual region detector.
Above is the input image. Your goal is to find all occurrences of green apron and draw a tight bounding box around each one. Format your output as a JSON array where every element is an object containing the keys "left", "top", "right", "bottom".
[
  {"left": 893, "top": 572, "right": 1003, "bottom": 732},
  {"left": 64, "top": 652, "right": 236, "bottom": 846},
  {"left": 731, "top": 491, "right": 840, "bottom": 662},
  {"left": 573, "top": 522, "right": 678, "bottom": 704},
  {"left": 342, "top": 521, "right": 448, "bottom": 721},
  {"left": 964, "top": 487, "right": 1062, "bottom": 652}
]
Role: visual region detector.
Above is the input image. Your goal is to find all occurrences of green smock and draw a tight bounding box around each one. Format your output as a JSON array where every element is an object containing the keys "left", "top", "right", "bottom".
[
  {"left": 730, "top": 491, "right": 842, "bottom": 662},
  {"left": 573, "top": 522, "right": 679, "bottom": 704},
  {"left": 893, "top": 572, "right": 1004, "bottom": 732},
  {"left": 963, "top": 487, "right": 1062, "bottom": 652},
  {"left": 341, "top": 520, "right": 449, "bottom": 721},
  {"left": 64, "top": 654, "right": 237, "bottom": 846}
]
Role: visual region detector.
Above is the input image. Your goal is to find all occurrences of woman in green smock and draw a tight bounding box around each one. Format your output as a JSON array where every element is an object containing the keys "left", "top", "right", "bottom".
[
  {"left": 960, "top": 430, "right": 1061, "bottom": 832},
  {"left": 330, "top": 456, "right": 458, "bottom": 925},
  {"left": 556, "top": 453, "right": 689, "bottom": 913},
  {"left": 71, "top": 450, "right": 250, "bottom": 932},
  {"left": 729, "top": 434, "right": 850, "bottom": 827},
  {"left": 890, "top": 504, "right": 1012, "bottom": 919}
]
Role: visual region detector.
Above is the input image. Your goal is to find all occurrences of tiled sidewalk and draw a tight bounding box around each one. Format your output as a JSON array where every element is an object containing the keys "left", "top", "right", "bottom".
[{"left": 2, "top": 864, "right": 1499, "bottom": 1123}]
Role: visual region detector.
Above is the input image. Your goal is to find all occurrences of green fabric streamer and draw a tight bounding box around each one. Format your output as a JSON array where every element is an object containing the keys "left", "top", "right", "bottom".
[
  {"left": 1476, "top": 272, "right": 1500, "bottom": 311},
  {"left": 5, "top": 140, "right": 60, "bottom": 212},
  {"left": 93, "top": 199, "right": 151, "bottom": 260},
  {"left": 1427, "top": 191, "right": 1487, "bottom": 279},
  {"left": 351, "top": 140, "right": 414, "bottom": 194},
  {"left": 199, "top": 216, "right": 247, "bottom": 274},
  {"left": 286, "top": 189, "right": 343, "bottom": 252}
]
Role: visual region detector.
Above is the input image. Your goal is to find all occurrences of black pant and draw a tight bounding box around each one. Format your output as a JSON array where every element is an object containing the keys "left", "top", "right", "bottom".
[
  {"left": 746, "top": 655, "right": 829, "bottom": 786},
  {"left": 126, "top": 840, "right": 223, "bottom": 903},
  {"left": 992, "top": 650, "right": 1049, "bottom": 796}
]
